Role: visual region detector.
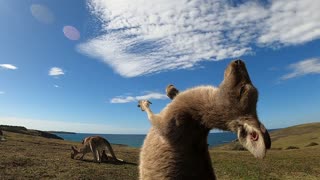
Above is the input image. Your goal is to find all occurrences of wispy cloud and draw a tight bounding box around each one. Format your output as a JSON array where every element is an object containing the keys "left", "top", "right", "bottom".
[
  {"left": 110, "top": 92, "right": 167, "bottom": 103},
  {"left": 281, "top": 58, "right": 320, "bottom": 80},
  {"left": 258, "top": 0, "right": 320, "bottom": 45},
  {"left": 54, "top": 84, "right": 59, "bottom": 88},
  {"left": 49, "top": 67, "right": 64, "bottom": 76},
  {"left": 0, "top": 64, "right": 18, "bottom": 70},
  {"left": 78, "top": 0, "right": 320, "bottom": 77},
  {"left": 0, "top": 91, "right": 5, "bottom": 95}
]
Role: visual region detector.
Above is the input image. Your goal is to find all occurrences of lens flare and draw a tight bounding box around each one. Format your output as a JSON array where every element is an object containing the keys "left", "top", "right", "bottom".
[
  {"left": 30, "top": 4, "right": 54, "bottom": 24},
  {"left": 63, "top": 26, "right": 80, "bottom": 41}
]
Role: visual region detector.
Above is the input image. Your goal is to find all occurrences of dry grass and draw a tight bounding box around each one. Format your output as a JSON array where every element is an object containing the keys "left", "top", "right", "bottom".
[
  {"left": 211, "top": 146, "right": 320, "bottom": 180},
  {"left": 0, "top": 131, "right": 139, "bottom": 179},
  {"left": 1, "top": 122, "right": 320, "bottom": 179}
]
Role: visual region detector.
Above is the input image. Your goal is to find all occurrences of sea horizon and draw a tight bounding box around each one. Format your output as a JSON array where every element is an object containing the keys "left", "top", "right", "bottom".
[
  {"left": 54, "top": 131, "right": 238, "bottom": 148},
  {"left": 55, "top": 128, "right": 280, "bottom": 148}
]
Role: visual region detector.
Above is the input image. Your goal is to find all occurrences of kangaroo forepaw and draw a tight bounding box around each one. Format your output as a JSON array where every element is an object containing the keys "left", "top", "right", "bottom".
[{"left": 137, "top": 100, "right": 152, "bottom": 111}]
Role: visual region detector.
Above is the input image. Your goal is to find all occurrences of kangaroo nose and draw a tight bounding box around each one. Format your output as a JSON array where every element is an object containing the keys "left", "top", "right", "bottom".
[{"left": 235, "top": 60, "right": 243, "bottom": 65}]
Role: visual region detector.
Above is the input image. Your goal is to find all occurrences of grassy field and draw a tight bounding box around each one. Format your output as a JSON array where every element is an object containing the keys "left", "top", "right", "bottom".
[
  {"left": 0, "top": 131, "right": 139, "bottom": 179},
  {"left": 0, "top": 122, "right": 319, "bottom": 179}
]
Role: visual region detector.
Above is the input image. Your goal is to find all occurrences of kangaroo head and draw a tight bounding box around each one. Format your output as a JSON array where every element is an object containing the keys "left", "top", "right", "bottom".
[
  {"left": 71, "top": 146, "right": 79, "bottom": 159},
  {"left": 220, "top": 60, "right": 271, "bottom": 159}
]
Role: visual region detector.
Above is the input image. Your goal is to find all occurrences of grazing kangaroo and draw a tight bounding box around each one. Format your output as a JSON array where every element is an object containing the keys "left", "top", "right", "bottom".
[
  {"left": 138, "top": 60, "right": 271, "bottom": 180},
  {"left": 71, "top": 136, "right": 123, "bottom": 163},
  {"left": 0, "top": 129, "right": 5, "bottom": 141}
]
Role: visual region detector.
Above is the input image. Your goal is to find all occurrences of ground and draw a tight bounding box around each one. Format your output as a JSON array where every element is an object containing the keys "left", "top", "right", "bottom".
[
  {"left": 0, "top": 131, "right": 139, "bottom": 179},
  {"left": 0, "top": 122, "right": 319, "bottom": 179}
]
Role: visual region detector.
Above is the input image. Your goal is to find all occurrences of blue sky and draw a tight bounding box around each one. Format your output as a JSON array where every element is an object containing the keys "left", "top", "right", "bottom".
[{"left": 0, "top": 0, "right": 319, "bottom": 134}]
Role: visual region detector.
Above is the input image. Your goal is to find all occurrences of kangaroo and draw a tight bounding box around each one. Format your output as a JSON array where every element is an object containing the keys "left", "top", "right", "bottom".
[
  {"left": 138, "top": 60, "right": 271, "bottom": 179},
  {"left": 71, "top": 136, "right": 123, "bottom": 163},
  {"left": 0, "top": 129, "right": 5, "bottom": 142}
]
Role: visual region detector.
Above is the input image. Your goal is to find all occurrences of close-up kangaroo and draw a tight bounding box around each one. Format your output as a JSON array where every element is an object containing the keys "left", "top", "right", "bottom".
[
  {"left": 71, "top": 136, "right": 123, "bottom": 163},
  {"left": 138, "top": 60, "right": 271, "bottom": 179}
]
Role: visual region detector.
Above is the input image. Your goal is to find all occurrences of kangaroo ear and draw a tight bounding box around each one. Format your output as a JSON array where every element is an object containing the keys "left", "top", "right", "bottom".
[{"left": 71, "top": 146, "right": 76, "bottom": 151}]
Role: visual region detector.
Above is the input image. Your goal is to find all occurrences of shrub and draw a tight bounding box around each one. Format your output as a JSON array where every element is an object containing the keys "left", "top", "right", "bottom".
[
  {"left": 285, "top": 146, "right": 299, "bottom": 150},
  {"left": 305, "top": 142, "right": 318, "bottom": 147}
]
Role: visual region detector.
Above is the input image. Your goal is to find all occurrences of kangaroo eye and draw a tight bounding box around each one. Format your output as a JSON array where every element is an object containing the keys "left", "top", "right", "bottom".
[{"left": 239, "top": 85, "right": 246, "bottom": 98}]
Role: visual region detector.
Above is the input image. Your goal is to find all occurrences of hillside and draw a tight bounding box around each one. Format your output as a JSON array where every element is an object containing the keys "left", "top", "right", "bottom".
[
  {"left": 0, "top": 125, "right": 63, "bottom": 140},
  {"left": 270, "top": 122, "right": 320, "bottom": 149}
]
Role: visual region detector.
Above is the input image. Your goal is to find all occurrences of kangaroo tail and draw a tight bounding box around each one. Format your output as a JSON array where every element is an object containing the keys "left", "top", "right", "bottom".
[{"left": 104, "top": 139, "right": 124, "bottom": 162}]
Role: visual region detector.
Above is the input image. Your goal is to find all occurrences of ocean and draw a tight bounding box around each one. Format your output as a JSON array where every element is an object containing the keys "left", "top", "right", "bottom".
[{"left": 55, "top": 132, "right": 237, "bottom": 148}]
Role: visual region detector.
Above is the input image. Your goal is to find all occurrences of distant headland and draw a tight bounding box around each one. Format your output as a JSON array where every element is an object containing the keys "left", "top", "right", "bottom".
[
  {"left": 47, "top": 131, "right": 76, "bottom": 134},
  {"left": 0, "top": 125, "right": 63, "bottom": 140}
]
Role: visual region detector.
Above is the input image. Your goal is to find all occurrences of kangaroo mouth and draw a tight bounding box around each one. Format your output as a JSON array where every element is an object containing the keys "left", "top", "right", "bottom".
[
  {"left": 234, "top": 60, "right": 251, "bottom": 83},
  {"left": 250, "top": 131, "right": 259, "bottom": 141},
  {"left": 224, "top": 60, "right": 252, "bottom": 85}
]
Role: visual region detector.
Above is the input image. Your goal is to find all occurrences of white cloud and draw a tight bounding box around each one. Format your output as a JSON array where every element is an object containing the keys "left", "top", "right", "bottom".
[
  {"left": 49, "top": 67, "right": 64, "bottom": 76},
  {"left": 0, "top": 91, "right": 5, "bottom": 95},
  {"left": 78, "top": 0, "right": 320, "bottom": 77},
  {"left": 258, "top": 0, "right": 320, "bottom": 45},
  {"left": 281, "top": 58, "right": 320, "bottom": 80},
  {"left": 0, "top": 64, "right": 17, "bottom": 70},
  {"left": 0, "top": 117, "right": 144, "bottom": 134},
  {"left": 54, "top": 84, "right": 59, "bottom": 88},
  {"left": 111, "top": 96, "right": 136, "bottom": 103},
  {"left": 110, "top": 92, "right": 167, "bottom": 103}
]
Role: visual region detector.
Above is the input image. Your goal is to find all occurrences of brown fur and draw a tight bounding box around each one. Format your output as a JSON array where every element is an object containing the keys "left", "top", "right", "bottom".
[
  {"left": 138, "top": 60, "right": 271, "bottom": 180},
  {"left": 166, "top": 84, "right": 179, "bottom": 100},
  {"left": 71, "top": 136, "right": 123, "bottom": 163}
]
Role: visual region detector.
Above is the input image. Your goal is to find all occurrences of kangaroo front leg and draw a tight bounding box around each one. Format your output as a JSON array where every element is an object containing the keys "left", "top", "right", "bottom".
[
  {"left": 138, "top": 100, "right": 162, "bottom": 128},
  {"left": 92, "top": 149, "right": 99, "bottom": 162}
]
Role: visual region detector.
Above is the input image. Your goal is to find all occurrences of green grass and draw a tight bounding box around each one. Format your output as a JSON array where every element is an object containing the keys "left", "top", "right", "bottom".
[
  {"left": 211, "top": 146, "right": 320, "bottom": 179},
  {"left": 1, "top": 122, "right": 320, "bottom": 179},
  {"left": 270, "top": 122, "right": 320, "bottom": 149},
  {"left": 211, "top": 122, "right": 320, "bottom": 179}
]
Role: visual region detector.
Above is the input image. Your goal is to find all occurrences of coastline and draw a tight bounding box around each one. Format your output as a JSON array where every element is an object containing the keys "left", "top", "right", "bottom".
[{"left": 54, "top": 132, "right": 238, "bottom": 148}]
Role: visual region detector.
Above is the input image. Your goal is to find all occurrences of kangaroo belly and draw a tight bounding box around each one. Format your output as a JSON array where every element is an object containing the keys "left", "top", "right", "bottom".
[
  {"left": 139, "top": 128, "right": 215, "bottom": 180},
  {"left": 95, "top": 144, "right": 107, "bottom": 151},
  {"left": 139, "top": 128, "right": 174, "bottom": 179}
]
